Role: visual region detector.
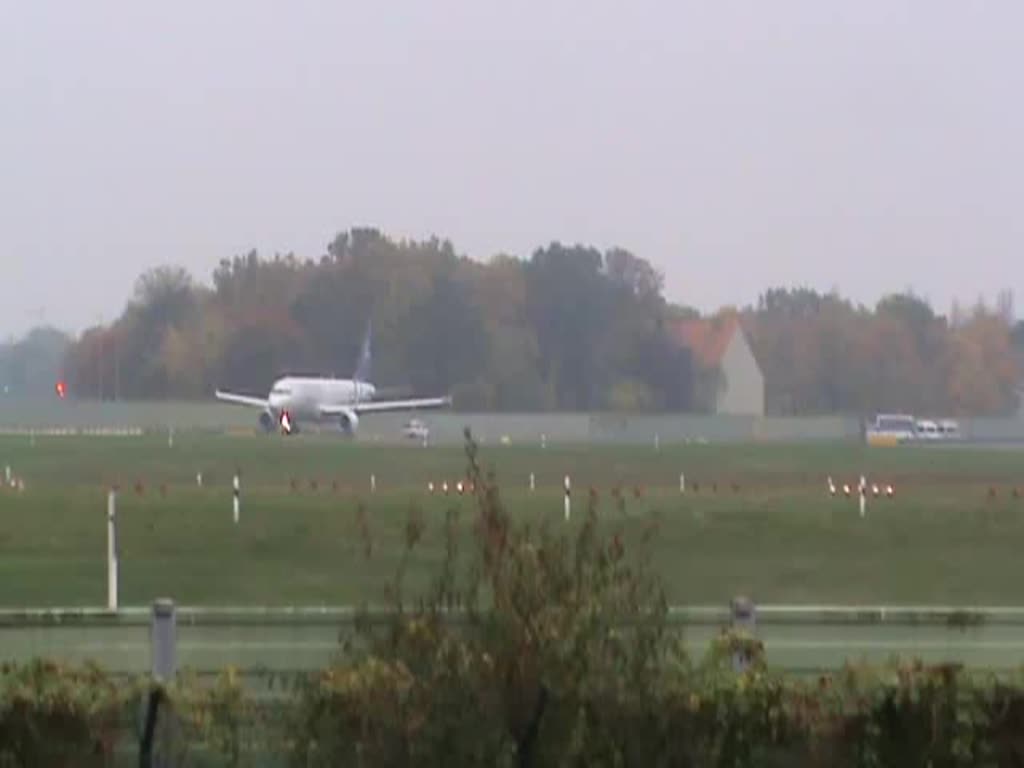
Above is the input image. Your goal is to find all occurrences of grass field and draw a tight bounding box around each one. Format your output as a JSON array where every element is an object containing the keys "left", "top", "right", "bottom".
[{"left": 1, "top": 432, "right": 1023, "bottom": 608}]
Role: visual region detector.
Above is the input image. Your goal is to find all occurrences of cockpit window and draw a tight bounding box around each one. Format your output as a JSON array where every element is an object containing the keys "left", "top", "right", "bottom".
[{"left": 271, "top": 387, "right": 292, "bottom": 396}]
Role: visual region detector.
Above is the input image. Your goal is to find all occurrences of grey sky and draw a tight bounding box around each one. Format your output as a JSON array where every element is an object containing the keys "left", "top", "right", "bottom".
[{"left": 2, "top": 1, "right": 1021, "bottom": 339}]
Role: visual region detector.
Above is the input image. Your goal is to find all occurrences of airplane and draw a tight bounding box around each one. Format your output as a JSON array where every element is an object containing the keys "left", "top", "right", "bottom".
[{"left": 214, "top": 323, "right": 451, "bottom": 436}]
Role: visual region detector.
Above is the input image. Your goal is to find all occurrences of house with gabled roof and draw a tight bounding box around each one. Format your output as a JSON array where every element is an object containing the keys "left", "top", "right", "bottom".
[{"left": 670, "top": 313, "right": 765, "bottom": 416}]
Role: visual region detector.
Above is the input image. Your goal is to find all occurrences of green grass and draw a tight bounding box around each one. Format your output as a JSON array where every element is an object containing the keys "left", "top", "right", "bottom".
[{"left": 0, "top": 433, "right": 1022, "bottom": 607}]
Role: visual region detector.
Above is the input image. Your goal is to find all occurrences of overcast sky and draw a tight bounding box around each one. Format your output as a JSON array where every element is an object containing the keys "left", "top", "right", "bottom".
[{"left": 2, "top": 1, "right": 1021, "bottom": 339}]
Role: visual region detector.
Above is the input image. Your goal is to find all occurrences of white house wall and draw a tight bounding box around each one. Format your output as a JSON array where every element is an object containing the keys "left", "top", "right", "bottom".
[{"left": 717, "top": 331, "right": 766, "bottom": 416}]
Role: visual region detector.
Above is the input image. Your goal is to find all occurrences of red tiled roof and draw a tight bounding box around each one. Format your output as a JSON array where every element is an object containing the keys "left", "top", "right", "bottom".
[{"left": 670, "top": 314, "right": 740, "bottom": 368}]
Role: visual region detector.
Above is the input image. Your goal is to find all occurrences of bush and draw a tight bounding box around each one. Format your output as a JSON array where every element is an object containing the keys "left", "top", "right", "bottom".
[
  {"left": 7, "top": 657, "right": 1024, "bottom": 766},
  {"left": 154, "top": 667, "right": 285, "bottom": 767},
  {"left": 289, "top": 430, "right": 683, "bottom": 766},
  {"left": 0, "top": 659, "right": 128, "bottom": 766}
]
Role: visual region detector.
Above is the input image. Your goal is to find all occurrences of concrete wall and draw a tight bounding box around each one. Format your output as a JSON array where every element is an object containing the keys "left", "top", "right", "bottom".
[
  {"left": 962, "top": 417, "right": 1024, "bottom": 442},
  {"left": 357, "top": 411, "right": 591, "bottom": 445},
  {"left": 752, "top": 416, "right": 863, "bottom": 442},
  {"left": 717, "top": 331, "right": 766, "bottom": 416},
  {"left": 589, "top": 413, "right": 756, "bottom": 443},
  {"left": 0, "top": 399, "right": 256, "bottom": 431}
]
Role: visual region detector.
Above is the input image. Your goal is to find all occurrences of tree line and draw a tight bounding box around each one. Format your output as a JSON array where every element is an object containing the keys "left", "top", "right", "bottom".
[
  {"left": 60, "top": 228, "right": 698, "bottom": 412},
  {"left": 8, "top": 227, "right": 1023, "bottom": 415},
  {"left": 745, "top": 287, "right": 1022, "bottom": 417}
]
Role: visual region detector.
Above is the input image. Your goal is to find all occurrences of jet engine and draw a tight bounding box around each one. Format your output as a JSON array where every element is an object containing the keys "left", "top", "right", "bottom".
[
  {"left": 259, "top": 411, "right": 275, "bottom": 433},
  {"left": 338, "top": 408, "right": 360, "bottom": 436}
]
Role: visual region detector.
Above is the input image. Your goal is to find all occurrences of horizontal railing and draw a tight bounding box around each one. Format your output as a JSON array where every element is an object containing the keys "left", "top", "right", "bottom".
[
  {"left": 2, "top": 603, "right": 1023, "bottom": 627},
  {"left": 4, "top": 601, "right": 1024, "bottom": 681}
]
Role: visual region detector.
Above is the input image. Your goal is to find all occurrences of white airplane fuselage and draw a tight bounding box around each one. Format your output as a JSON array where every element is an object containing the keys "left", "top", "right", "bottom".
[{"left": 268, "top": 376, "right": 377, "bottom": 423}]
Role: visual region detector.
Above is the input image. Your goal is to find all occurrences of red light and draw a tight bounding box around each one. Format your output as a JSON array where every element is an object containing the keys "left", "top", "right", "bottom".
[
  {"left": 55, "top": 380, "right": 67, "bottom": 399},
  {"left": 279, "top": 411, "right": 293, "bottom": 434}
]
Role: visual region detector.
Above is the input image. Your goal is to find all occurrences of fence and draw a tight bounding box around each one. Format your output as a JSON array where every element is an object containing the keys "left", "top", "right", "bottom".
[
  {"left": 7, "top": 601, "right": 1024, "bottom": 765},
  {"left": 1, "top": 399, "right": 1022, "bottom": 444},
  {"left": 5, "top": 602, "right": 1024, "bottom": 679}
]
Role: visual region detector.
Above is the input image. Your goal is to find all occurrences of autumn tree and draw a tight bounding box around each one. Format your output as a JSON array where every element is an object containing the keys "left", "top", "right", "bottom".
[
  {"left": 1011, "top": 320, "right": 1024, "bottom": 380},
  {"left": 947, "top": 304, "right": 1019, "bottom": 415},
  {"left": 871, "top": 293, "right": 950, "bottom": 414},
  {"left": 473, "top": 255, "right": 546, "bottom": 410}
]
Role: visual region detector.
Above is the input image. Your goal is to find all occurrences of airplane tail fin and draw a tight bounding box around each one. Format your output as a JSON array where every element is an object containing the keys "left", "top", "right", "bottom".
[{"left": 353, "top": 320, "right": 372, "bottom": 382}]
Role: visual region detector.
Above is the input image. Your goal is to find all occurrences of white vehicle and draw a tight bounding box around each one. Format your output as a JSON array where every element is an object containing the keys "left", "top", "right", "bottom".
[
  {"left": 938, "top": 419, "right": 961, "bottom": 439},
  {"left": 915, "top": 419, "right": 941, "bottom": 440},
  {"left": 402, "top": 418, "right": 430, "bottom": 441},
  {"left": 866, "top": 413, "right": 917, "bottom": 444},
  {"left": 214, "top": 323, "right": 451, "bottom": 436}
]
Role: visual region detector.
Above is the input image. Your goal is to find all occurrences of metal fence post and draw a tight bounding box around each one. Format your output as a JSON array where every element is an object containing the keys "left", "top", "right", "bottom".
[
  {"left": 151, "top": 598, "right": 177, "bottom": 682},
  {"left": 730, "top": 595, "right": 756, "bottom": 673},
  {"left": 107, "top": 489, "right": 118, "bottom": 611},
  {"left": 141, "top": 599, "right": 177, "bottom": 767}
]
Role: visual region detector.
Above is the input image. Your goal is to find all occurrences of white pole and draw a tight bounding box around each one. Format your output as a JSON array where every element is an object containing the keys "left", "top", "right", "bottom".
[
  {"left": 564, "top": 475, "right": 571, "bottom": 521},
  {"left": 654, "top": 433, "right": 660, "bottom": 451},
  {"left": 541, "top": 434, "right": 547, "bottom": 449},
  {"left": 196, "top": 471, "right": 203, "bottom": 487},
  {"left": 232, "top": 473, "right": 240, "bottom": 524},
  {"left": 858, "top": 475, "right": 867, "bottom": 518},
  {"left": 168, "top": 427, "right": 174, "bottom": 448},
  {"left": 529, "top": 472, "right": 535, "bottom": 492},
  {"left": 4, "top": 465, "right": 9, "bottom": 486},
  {"left": 680, "top": 473, "right": 685, "bottom": 493},
  {"left": 370, "top": 474, "right": 376, "bottom": 493},
  {"left": 107, "top": 489, "right": 118, "bottom": 611}
]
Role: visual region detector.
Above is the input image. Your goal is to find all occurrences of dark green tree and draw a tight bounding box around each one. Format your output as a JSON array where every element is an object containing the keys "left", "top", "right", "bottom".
[
  {"left": 525, "top": 243, "right": 614, "bottom": 410},
  {"left": 0, "top": 327, "right": 71, "bottom": 398},
  {"left": 401, "top": 268, "right": 491, "bottom": 405}
]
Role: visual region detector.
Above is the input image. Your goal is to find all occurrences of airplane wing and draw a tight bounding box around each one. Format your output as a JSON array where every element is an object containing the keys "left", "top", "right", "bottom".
[
  {"left": 320, "top": 396, "right": 452, "bottom": 416},
  {"left": 215, "top": 390, "right": 270, "bottom": 409}
]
